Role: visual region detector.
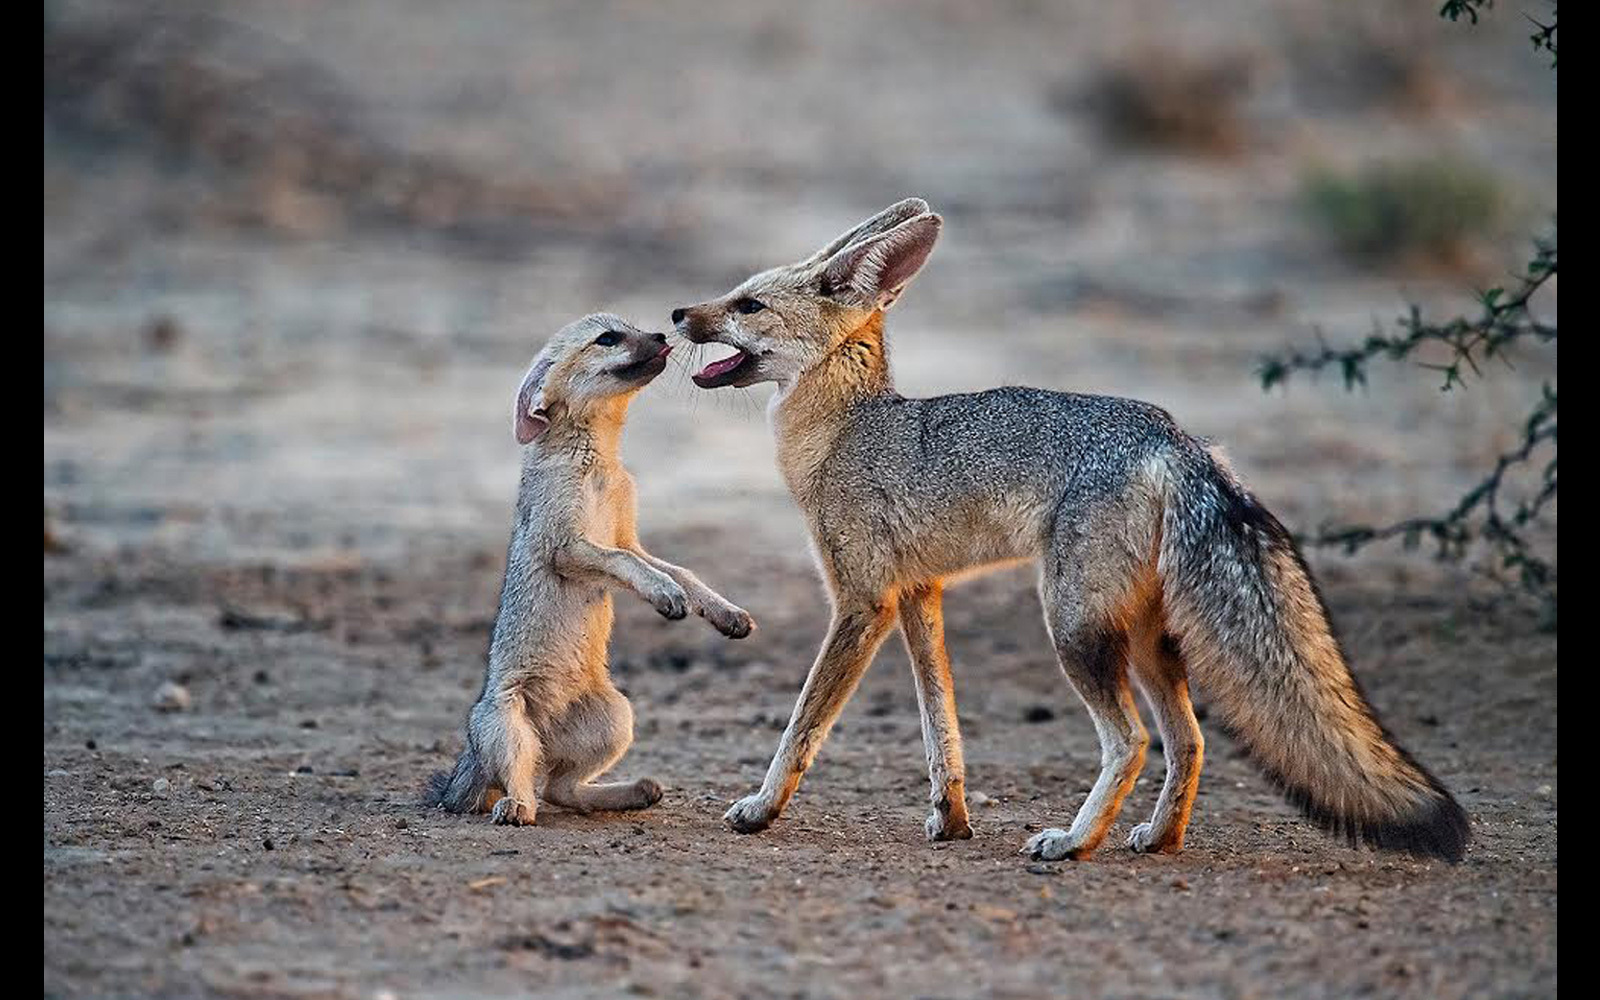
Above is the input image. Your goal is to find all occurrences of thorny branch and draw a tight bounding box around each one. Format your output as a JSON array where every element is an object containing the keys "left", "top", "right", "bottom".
[
  {"left": 1440, "top": 1, "right": 1557, "bottom": 66},
  {"left": 1259, "top": 235, "right": 1557, "bottom": 620}
]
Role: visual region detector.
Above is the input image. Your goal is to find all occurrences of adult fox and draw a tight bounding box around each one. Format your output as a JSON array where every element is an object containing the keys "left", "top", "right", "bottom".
[{"left": 672, "top": 198, "right": 1469, "bottom": 862}]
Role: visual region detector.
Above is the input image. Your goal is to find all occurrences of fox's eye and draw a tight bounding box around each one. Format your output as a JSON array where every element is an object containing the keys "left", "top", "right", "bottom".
[
  {"left": 594, "top": 331, "right": 622, "bottom": 347},
  {"left": 735, "top": 298, "right": 767, "bottom": 315}
]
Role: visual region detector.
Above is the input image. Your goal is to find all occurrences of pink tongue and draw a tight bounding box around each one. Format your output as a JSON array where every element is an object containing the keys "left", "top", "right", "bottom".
[{"left": 697, "top": 350, "right": 747, "bottom": 380}]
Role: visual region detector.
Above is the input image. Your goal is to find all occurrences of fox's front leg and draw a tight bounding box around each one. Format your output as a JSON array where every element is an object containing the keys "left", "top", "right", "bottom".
[
  {"left": 725, "top": 595, "right": 897, "bottom": 833},
  {"left": 553, "top": 539, "right": 687, "bottom": 620},
  {"left": 634, "top": 550, "right": 755, "bottom": 639},
  {"left": 899, "top": 584, "right": 972, "bottom": 842}
]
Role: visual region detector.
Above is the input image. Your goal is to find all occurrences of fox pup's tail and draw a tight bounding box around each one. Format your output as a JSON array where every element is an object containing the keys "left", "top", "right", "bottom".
[
  {"left": 1157, "top": 446, "right": 1470, "bottom": 862},
  {"left": 424, "top": 742, "right": 493, "bottom": 813}
]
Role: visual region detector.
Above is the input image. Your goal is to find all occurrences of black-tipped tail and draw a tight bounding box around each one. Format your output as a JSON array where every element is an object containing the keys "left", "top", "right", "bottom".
[
  {"left": 1251, "top": 726, "right": 1471, "bottom": 862},
  {"left": 1160, "top": 444, "right": 1471, "bottom": 863}
]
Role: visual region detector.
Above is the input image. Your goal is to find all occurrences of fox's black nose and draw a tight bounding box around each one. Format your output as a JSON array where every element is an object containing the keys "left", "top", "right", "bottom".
[
  {"left": 651, "top": 332, "right": 667, "bottom": 344},
  {"left": 671, "top": 307, "right": 686, "bottom": 324}
]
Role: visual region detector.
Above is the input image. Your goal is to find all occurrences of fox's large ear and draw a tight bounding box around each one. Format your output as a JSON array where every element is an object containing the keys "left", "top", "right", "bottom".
[
  {"left": 804, "top": 198, "right": 931, "bottom": 266},
  {"left": 514, "top": 354, "right": 555, "bottom": 444},
  {"left": 821, "top": 213, "right": 942, "bottom": 311}
]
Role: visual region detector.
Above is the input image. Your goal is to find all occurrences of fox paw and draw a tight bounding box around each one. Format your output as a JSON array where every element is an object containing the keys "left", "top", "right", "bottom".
[
  {"left": 1127, "top": 822, "right": 1183, "bottom": 854},
  {"left": 724, "top": 793, "right": 778, "bottom": 834},
  {"left": 632, "top": 778, "right": 665, "bottom": 808},
  {"left": 652, "top": 584, "right": 689, "bottom": 620},
  {"left": 925, "top": 809, "right": 973, "bottom": 842},
  {"left": 1021, "top": 827, "right": 1094, "bottom": 861},
  {"left": 491, "top": 797, "right": 536, "bottom": 826},
  {"left": 704, "top": 603, "right": 755, "bottom": 639}
]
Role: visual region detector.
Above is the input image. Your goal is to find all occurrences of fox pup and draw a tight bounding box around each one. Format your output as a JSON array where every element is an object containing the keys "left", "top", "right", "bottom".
[
  {"left": 673, "top": 199, "right": 1469, "bottom": 862},
  {"left": 427, "top": 314, "right": 754, "bottom": 826}
]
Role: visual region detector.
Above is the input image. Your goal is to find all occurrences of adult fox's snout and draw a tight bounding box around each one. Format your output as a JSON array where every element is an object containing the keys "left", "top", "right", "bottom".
[{"left": 670, "top": 304, "right": 713, "bottom": 341}]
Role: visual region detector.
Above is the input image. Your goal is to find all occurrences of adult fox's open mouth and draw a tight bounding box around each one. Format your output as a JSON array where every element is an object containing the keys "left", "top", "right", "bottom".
[{"left": 692, "top": 348, "right": 756, "bottom": 388}]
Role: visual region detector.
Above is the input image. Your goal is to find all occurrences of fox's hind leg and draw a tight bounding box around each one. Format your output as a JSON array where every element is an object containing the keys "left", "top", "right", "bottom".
[
  {"left": 1023, "top": 550, "right": 1150, "bottom": 862},
  {"left": 1126, "top": 600, "right": 1204, "bottom": 854},
  {"left": 471, "top": 693, "right": 542, "bottom": 826},
  {"left": 541, "top": 687, "right": 663, "bottom": 813},
  {"left": 899, "top": 583, "right": 971, "bottom": 842}
]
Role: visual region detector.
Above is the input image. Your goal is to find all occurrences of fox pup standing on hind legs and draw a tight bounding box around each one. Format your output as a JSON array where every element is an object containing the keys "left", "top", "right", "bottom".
[
  {"left": 674, "top": 199, "right": 1470, "bottom": 862},
  {"left": 428, "top": 314, "right": 754, "bottom": 826}
]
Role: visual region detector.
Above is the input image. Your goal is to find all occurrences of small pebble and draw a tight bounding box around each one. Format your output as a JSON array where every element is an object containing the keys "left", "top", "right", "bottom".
[
  {"left": 152, "top": 682, "right": 191, "bottom": 713},
  {"left": 152, "top": 778, "right": 171, "bottom": 796},
  {"left": 394, "top": 817, "right": 409, "bottom": 829},
  {"left": 1023, "top": 705, "right": 1055, "bottom": 723},
  {"left": 1026, "top": 863, "right": 1057, "bottom": 875},
  {"left": 971, "top": 791, "right": 995, "bottom": 807},
  {"left": 1535, "top": 784, "right": 1552, "bottom": 797}
]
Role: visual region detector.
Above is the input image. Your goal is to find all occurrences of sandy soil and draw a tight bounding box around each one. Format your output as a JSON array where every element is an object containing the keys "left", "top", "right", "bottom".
[{"left": 45, "top": 1, "right": 1555, "bottom": 997}]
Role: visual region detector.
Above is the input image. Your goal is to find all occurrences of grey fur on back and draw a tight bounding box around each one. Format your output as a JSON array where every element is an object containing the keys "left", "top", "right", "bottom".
[{"left": 824, "top": 387, "right": 1182, "bottom": 513}]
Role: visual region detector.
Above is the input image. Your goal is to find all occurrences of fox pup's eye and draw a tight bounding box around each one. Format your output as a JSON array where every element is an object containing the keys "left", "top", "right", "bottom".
[
  {"left": 594, "top": 331, "right": 623, "bottom": 347},
  {"left": 735, "top": 298, "right": 767, "bottom": 315}
]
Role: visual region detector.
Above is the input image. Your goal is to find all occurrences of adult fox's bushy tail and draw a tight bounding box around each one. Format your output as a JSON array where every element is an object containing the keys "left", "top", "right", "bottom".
[{"left": 1158, "top": 446, "right": 1470, "bottom": 862}]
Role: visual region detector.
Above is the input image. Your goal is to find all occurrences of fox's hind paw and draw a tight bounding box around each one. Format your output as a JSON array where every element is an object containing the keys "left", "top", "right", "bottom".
[
  {"left": 632, "top": 778, "right": 665, "bottom": 808},
  {"left": 491, "top": 797, "right": 536, "bottom": 826},
  {"left": 925, "top": 810, "right": 973, "bottom": 842},
  {"left": 1127, "top": 822, "right": 1183, "bottom": 855}
]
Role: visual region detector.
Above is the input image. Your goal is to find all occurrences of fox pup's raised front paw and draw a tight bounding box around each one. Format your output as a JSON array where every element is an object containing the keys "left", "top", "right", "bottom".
[
  {"left": 649, "top": 580, "right": 690, "bottom": 620},
  {"left": 491, "top": 797, "right": 536, "bottom": 826},
  {"left": 702, "top": 602, "right": 755, "bottom": 639},
  {"left": 724, "top": 793, "right": 779, "bottom": 833}
]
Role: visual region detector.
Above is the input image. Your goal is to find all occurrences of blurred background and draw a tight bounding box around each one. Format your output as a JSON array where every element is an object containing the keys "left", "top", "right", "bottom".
[{"left": 44, "top": 0, "right": 1556, "bottom": 576}]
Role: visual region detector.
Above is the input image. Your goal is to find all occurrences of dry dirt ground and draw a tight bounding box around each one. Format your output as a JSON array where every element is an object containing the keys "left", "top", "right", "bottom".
[
  {"left": 45, "top": 1, "right": 1555, "bottom": 997},
  {"left": 44, "top": 547, "right": 1556, "bottom": 1000}
]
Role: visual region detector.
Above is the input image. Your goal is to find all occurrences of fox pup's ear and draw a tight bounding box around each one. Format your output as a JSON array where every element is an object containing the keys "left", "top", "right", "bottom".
[
  {"left": 822, "top": 213, "right": 942, "bottom": 311},
  {"left": 514, "top": 354, "right": 555, "bottom": 444},
  {"left": 805, "top": 198, "right": 931, "bottom": 266}
]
